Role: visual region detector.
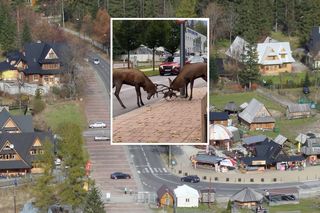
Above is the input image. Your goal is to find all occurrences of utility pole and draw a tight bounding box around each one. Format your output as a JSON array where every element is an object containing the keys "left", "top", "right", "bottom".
[
  {"left": 208, "top": 177, "right": 212, "bottom": 208},
  {"left": 168, "top": 145, "right": 171, "bottom": 168},
  {"left": 178, "top": 20, "right": 186, "bottom": 97}
]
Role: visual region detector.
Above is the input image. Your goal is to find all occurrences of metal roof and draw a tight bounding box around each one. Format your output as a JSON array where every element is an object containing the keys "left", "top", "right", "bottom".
[
  {"left": 242, "top": 135, "right": 267, "bottom": 145},
  {"left": 225, "top": 36, "right": 249, "bottom": 61},
  {"left": 257, "top": 42, "right": 295, "bottom": 65},
  {"left": 230, "top": 187, "right": 263, "bottom": 202},
  {"left": 209, "top": 112, "right": 229, "bottom": 121},
  {"left": 274, "top": 134, "right": 287, "bottom": 145},
  {"left": 209, "top": 124, "right": 232, "bottom": 140},
  {"left": 238, "top": 98, "right": 275, "bottom": 124},
  {"left": 287, "top": 104, "right": 311, "bottom": 113},
  {"left": 224, "top": 101, "right": 239, "bottom": 112}
]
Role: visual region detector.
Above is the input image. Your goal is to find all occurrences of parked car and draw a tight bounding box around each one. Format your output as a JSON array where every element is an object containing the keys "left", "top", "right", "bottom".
[
  {"left": 89, "top": 122, "right": 106, "bottom": 128},
  {"left": 94, "top": 136, "right": 110, "bottom": 141},
  {"left": 186, "top": 55, "right": 205, "bottom": 64},
  {"left": 93, "top": 58, "right": 100, "bottom": 65},
  {"left": 159, "top": 56, "right": 181, "bottom": 75},
  {"left": 110, "top": 172, "right": 131, "bottom": 179},
  {"left": 181, "top": 175, "right": 200, "bottom": 183},
  {"left": 303, "top": 86, "right": 310, "bottom": 94}
]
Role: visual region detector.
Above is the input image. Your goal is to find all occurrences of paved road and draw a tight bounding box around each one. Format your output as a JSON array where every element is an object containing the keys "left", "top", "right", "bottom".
[{"left": 113, "top": 75, "right": 207, "bottom": 117}]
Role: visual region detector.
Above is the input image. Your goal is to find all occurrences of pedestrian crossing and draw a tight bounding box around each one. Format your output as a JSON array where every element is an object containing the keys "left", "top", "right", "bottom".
[{"left": 137, "top": 167, "right": 168, "bottom": 174}]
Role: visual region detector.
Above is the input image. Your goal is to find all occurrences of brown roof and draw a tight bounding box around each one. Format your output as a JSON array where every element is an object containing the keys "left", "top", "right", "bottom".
[{"left": 157, "top": 185, "right": 174, "bottom": 199}]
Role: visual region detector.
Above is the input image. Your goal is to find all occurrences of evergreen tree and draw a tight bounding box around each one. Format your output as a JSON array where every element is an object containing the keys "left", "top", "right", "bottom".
[
  {"left": 176, "top": 0, "right": 197, "bottom": 17},
  {"left": 144, "top": 21, "right": 169, "bottom": 70},
  {"left": 83, "top": 183, "right": 105, "bottom": 213},
  {"left": 0, "top": 2, "right": 16, "bottom": 52},
  {"left": 32, "top": 140, "right": 56, "bottom": 213},
  {"left": 239, "top": 43, "right": 260, "bottom": 89},
  {"left": 22, "top": 21, "right": 32, "bottom": 45},
  {"left": 57, "top": 123, "right": 87, "bottom": 210}
]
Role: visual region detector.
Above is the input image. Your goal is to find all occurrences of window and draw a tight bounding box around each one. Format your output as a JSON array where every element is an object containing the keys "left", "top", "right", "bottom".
[
  {"left": 281, "top": 54, "right": 286, "bottom": 59},
  {"left": 186, "top": 198, "right": 190, "bottom": 202},
  {"left": 33, "top": 75, "right": 39, "bottom": 81},
  {"left": 44, "top": 76, "right": 49, "bottom": 82}
]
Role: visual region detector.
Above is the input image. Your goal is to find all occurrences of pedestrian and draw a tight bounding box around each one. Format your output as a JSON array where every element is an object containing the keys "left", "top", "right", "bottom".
[{"left": 124, "top": 187, "right": 127, "bottom": 194}]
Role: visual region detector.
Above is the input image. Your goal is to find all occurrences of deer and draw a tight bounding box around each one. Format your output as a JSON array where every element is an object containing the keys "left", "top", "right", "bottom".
[
  {"left": 113, "top": 69, "right": 157, "bottom": 109},
  {"left": 169, "top": 63, "right": 207, "bottom": 101}
]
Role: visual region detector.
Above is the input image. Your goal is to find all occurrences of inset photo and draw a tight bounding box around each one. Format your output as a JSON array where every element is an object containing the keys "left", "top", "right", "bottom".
[{"left": 111, "top": 18, "right": 209, "bottom": 144}]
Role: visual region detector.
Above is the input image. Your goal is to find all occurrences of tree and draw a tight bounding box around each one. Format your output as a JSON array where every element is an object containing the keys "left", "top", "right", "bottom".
[
  {"left": 0, "top": 2, "right": 16, "bottom": 53},
  {"left": 114, "top": 20, "right": 142, "bottom": 68},
  {"left": 83, "top": 183, "right": 105, "bottom": 213},
  {"left": 32, "top": 89, "right": 46, "bottom": 114},
  {"left": 210, "top": 54, "right": 219, "bottom": 86},
  {"left": 92, "top": 8, "right": 110, "bottom": 47},
  {"left": 204, "top": 2, "right": 225, "bottom": 45},
  {"left": 22, "top": 21, "right": 32, "bottom": 45},
  {"left": 176, "top": 0, "right": 196, "bottom": 17},
  {"left": 57, "top": 123, "right": 87, "bottom": 210},
  {"left": 144, "top": 21, "right": 169, "bottom": 71},
  {"left": 163, "top": 21, "right": 180, "bottom": 56},
  {"left": 32, "top": 139, "right": 56, "bottom": 213},
  {"left": 81, "top": 14, "right": 93, "bottom": 38},
  {"left": 239, "top": 43, "right": 260, "bottom": 89}
]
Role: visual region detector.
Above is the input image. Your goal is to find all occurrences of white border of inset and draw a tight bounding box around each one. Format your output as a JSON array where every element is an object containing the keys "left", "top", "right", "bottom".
[{"left": 110, "top": 17, "right": 210, "bottom": 145}]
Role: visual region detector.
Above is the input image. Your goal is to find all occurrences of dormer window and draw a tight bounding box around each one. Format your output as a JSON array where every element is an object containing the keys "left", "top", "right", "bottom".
[{"left": 45, "top": 49, "right": 58, "bottom": 60}]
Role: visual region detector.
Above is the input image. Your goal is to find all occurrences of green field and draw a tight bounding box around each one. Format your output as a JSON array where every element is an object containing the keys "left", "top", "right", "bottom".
[
  {"left": 210, "top": 91, "right": 285, "bottom": 113},
  {"left": 43, "top": 102, "right": 87, "bottom": 132},
  {"left": 268, "top": 198, "right": 320, "bottom": 213}
]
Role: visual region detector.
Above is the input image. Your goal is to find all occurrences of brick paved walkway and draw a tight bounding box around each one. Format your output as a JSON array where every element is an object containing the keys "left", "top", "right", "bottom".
[{"left": 113, "top": 87, "right": 207, "bottom": 143}]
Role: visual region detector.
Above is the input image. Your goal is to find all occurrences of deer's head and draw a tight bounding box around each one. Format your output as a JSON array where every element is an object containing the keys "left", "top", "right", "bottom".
[{"left": 147, "top": 83, "right": 158, "bottom": 100}]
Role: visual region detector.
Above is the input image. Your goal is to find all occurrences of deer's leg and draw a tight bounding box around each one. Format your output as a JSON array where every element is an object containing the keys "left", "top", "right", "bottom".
[
  {"left": 114, "top": 83, "right": 126, "bottom": 108},
  {"left": 135, "top": 85, "right": 144, "bottom": 107},
  {"left": 189, "top": 79, "right": 194, "bottom": 101}
]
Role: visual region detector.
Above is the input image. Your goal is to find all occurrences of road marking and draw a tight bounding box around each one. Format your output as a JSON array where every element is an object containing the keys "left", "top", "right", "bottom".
[
  {"left": 137, "top": 171, "right": 141, "bottom": 174},
  {"left": 149, "top": 168, "right": 154, "bottom": 173},
  {"left": 153, "top": 168, "right": 158, "bottom": 173},
  {"left": 163, "top": 168, "right": 167, "bottom": 173},
  {"left": 144, "top": 168, "right": 149, "bottom": 173}
]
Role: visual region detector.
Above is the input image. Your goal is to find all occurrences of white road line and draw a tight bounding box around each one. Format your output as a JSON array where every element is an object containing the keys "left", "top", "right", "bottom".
[
  {"left": 153, "top": 168, "right": 158, "bottom": 173},
  {"left": 149, "top": 167, "right": 154, "bottom": 173},
  {"left": 144, "top": 168, "right": 149, "bottom": 173},
  {"left": 163, "top": 168, "right": 168, "bottom": 173},
  {"left": 137, "top": 171, "right": 141, "bottom": 174}
]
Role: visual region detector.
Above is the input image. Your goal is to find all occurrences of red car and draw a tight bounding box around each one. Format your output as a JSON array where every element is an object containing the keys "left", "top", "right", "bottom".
[{"left": 159, "top": 56, "right": 181, "bottom": 76}]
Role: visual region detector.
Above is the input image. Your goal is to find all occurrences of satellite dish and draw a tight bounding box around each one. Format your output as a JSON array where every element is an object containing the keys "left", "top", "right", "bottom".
[{"left": 9, "top": 144, "right": 14, "bottom": 149}]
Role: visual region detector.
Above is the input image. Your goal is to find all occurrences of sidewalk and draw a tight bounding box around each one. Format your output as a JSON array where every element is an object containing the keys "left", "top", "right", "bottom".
[
  {"left": 113, "top": 87, "right": 207, "bottom": 143},
  {"left": 169, "top": 146, "right": 320, "bottom": 184}
]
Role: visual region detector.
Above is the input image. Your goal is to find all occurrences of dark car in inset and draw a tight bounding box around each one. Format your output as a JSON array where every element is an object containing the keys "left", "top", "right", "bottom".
[
  {"left": 110, "top": 172, "right": 131, "bottom": 179},
  {"left": 181, "top": 175, "right": 200, "bottom": 183}
]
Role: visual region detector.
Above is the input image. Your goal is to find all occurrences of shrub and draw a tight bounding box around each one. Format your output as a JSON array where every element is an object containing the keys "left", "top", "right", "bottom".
[{"left": 32, "top": 99, "right": 45, "bottom": 114}]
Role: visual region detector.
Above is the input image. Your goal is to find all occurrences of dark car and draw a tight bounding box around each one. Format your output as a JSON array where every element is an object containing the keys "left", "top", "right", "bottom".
[
  {"left": 181, "top": 175, "right": 200, "bottom": 183},
  {"left": 303, "top": 86, "right": 310, "bottom": 94},
  {"left": 110, "top": 172, "right": 131, "bottom": 179},
  {"left": 159, "top": 56, "right": 181, "bottom": 76}
]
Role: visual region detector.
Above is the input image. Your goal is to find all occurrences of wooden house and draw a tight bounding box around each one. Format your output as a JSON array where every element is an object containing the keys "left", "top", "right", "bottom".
[
  {"left": 286, "top": 104, "right": 311, "bottom": 119},
  {"left": 238, "top": 98, "right": 275, "bottom": 130},
  {"left": 157, "top": 185, "right": 175, "bottom": 207},
  {"left": 256, "top": 41, "right": 295, "bottom": 75},
  {"left": 0, "top": 108, "right": 34, "bottom": 133},
  {"left": 306, "top": 26, "right": 320, "bottom": 70},
  {"left": 224, "top": 101, "right": 239, "bottom": 114},
  {"left": 0, "top": 51, "right": 25, "bottom": 81},
  {"left": 209, "top": 112, "right": 229, "bottom": 126},
  {"left": 301, "top": 138, "right": 320, "bottom": 163},
  {"left": 230, "top": 187, "right": 263, "bottom": 208}
]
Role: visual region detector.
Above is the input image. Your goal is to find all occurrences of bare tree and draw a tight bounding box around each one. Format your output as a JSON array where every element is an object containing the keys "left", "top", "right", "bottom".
[
  {"left": 203, "top": 2, "right": 226, "bottom": 46},
  {"left": 225, "top": 4, "right": 238, "bottom": 44}
]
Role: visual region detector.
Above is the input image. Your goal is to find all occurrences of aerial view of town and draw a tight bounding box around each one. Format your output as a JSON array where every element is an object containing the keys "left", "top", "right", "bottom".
[{"left": 0, "top": 0, "right": 319, "bottom": 213}]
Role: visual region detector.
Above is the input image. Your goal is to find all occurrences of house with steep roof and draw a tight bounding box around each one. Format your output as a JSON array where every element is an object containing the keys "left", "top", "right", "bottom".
[
  {"left": 230, "top": 187, "right": 263, "bottom": 208},
  {"left": 301, "top": 137, "right": 320, "bottom": 163},
  {"left": 0, "top": 109, "right": 54, "bottom": 176},
  {"left": 0, "top": 108, "right": 34, "bottom": 133},
  {"left": 286, "top": 104, "right": 311, "bottom": 119},
  {"left": 256, "top": 42, "right": 295, "bottom": 75},
  {"left": 226, "top": 36, "right": 249, "bottom": 62},
  {"left": 209, "top": 112, "right": 229, "bottom": 126},
  {"left": 0, "top": 41, "right": 64, "bottom": 86},
  {"left": 238, "top": 98, "right": 275, "bottom": 130},
  {"left": 157, "top": 185, "right": 175, "bottom": 207},
  {"left": 174, "top": 184, "right": 199, "bottom": 207}
]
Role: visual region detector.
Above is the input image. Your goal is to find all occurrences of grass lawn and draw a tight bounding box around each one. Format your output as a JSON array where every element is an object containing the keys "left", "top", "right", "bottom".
[
  {"left": 143, "top": 69, "right": 160, "bottom": 77},
  {"left": 267, "top": 198, "right": 320, "bottom": 213},
  {"left": 151, "top": 203, "right": 227, "bottom": 213},
  {"left": 261, "top": 72, "right": 311, "bottom": 86},
  {"left": 210, "top": 91, "right": 285, "bottom": 113},
  {"left": 42, "top": 101, "right": 87, "bottom": 132}
]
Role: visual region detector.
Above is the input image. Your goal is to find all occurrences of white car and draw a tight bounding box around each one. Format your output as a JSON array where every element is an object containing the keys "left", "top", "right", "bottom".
[
  {"left": 94, "top": 136, "right": 110, "bottom": 141},
  {"left": 93, "top": 58, "right": 100, "bottom": 65},
  {"left": 89, "top": 122, "right": 106, "bottom": 128}
]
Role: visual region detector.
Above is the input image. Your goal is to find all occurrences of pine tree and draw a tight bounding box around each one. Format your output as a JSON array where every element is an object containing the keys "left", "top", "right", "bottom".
[
  {"left": 83, "top": 184, "right": 105, "bottom": 213},
  {"left": 239, "top": 43, "right": 260, "bottom": 89},
  {"left": 22, "top": 21, "right": 32, "bottom": 45},
  {"left": 32, "top": 140, "right": 56, "bottom": 213},
  {"left": 0, "top": 2, "right": 16, "bottom": 52}
]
